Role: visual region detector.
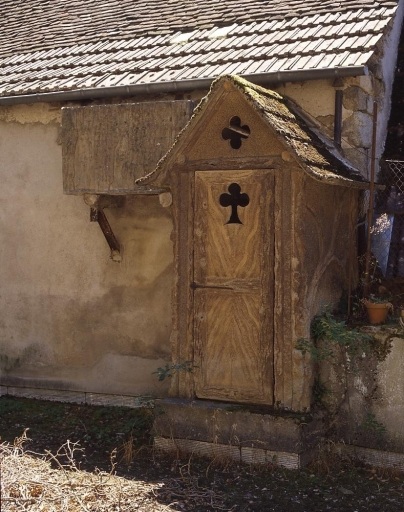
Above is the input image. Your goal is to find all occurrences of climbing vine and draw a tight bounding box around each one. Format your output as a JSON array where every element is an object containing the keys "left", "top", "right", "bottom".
[
  {"left": 296, "top": 310, "right": 397, "bottom": 446},
  {"left": 296, "top": 311, "right": 388, "bottom": 372},
  {"left": 296, "top": 311, "right": 393, "bottom": 410}
]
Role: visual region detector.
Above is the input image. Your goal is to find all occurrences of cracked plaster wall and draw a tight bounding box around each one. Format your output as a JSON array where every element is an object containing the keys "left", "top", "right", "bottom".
[{"left": 276, "top": 74, "right": 389, "bottom": 178}]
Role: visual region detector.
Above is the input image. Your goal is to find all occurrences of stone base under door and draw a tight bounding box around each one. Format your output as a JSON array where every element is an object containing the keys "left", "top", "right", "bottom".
[{"left": 153, "top": 398, "right": 324, "bottom": 469}]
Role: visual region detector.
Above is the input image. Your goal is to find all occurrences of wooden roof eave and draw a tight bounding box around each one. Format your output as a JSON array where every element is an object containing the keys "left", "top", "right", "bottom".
[
  {"left": 299, "top": 164, "right": 371, "bottom": 189},
  {"left": 135, "top": 75, "right": 372, "bottom": 191}
]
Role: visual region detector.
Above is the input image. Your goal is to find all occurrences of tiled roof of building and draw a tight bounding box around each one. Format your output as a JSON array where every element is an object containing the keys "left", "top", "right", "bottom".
[
  {"left": 138, "top": 75, "right": 368, "bottom": 189},
  {"left": 0, "top": 0, "right": 399, "bottom": 100}
]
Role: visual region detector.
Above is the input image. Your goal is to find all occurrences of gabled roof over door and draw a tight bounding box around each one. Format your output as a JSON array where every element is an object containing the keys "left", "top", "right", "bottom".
[{"left": 138, "top": 76, "right": 369, "bottom": 190}]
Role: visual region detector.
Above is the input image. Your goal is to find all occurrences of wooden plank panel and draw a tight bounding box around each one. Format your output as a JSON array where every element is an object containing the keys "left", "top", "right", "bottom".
[
  {"left": 194, "top": 289, "right": 270, "bottom": 402},
  {"left": 62, "top": 101, "right": 193, "bottom": 194},
  {"left": 194, "top": 171, "right": 267, "bottom": 284}
]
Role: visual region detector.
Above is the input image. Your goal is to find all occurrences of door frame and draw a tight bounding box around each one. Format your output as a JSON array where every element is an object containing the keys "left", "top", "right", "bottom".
[{"left": 168, "top": 167, "right": 295, "bottom": 408}]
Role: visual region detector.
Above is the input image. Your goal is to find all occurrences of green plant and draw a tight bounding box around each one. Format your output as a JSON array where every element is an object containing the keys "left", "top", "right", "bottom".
[
  {"left": 296, "top": 311, "right": 375, "bottom": 367},
  {"left": 360, "top": 412, "right": 387, "bottom": 438},
  {"left": 296, "top": 309, "right": 394, "bottom": 421},
  {"left": 364, "top": 294, "right": 392, "bottom": 304},
  {"left": 153, "top": 360, "right": 195, "bottom": 381}
]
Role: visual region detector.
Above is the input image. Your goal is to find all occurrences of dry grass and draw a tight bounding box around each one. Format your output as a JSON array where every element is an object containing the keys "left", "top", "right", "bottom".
[
  {"left": 0, "top": 431, "right": 232, "bottom": 512},
  {"left": 0, "top": 431, "right": 170, "bottom": 511},
  {"left": 2, "top": 398, "right": 404, "bottom": 511}
]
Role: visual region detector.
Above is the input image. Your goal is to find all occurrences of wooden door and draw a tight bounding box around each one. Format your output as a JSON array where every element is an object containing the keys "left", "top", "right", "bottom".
[{"left": 193, "top": 170, "right": 274, "bottom": 404}]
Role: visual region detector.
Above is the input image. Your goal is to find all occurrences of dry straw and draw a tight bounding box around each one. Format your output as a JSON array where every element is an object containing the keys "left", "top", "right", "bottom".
[{"left": 0, "top": 431, "right": 166, "bottom": 511}]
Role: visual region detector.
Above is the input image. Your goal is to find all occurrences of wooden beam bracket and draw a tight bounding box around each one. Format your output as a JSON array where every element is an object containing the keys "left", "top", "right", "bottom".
[{"left": 86, "top": 195, "right": 124, "bottom": 262}]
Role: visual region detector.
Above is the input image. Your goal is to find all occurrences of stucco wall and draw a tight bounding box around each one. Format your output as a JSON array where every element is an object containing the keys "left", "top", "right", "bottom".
[
  {"left": 372, "top": 335, "right": 404, "bottom": 451},
  {"left": 322, "top": 328, "right": 404, "bottom": 454},
  {"left": 276, "top": 77, "right": 376, "bottom": 177},
  {"left": 373, "top": 0, "right": 404, "bottom": 165},
  {"left": 0, "top": 104, "right": 173, "bottom": 396}
]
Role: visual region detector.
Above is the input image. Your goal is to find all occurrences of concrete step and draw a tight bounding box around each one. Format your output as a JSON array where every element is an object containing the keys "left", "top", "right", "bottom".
[{"left": 153, "top": 398, "right": 324, "bottom": 468}]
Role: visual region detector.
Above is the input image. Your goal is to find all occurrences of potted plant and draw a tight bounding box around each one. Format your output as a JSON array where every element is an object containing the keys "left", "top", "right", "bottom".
[{"left": 362, "top": 295, "right": 393, "bottom": 325}]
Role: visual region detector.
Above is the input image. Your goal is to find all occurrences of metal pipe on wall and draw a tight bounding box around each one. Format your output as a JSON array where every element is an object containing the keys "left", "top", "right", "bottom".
[{"left": 334, "top": 89, "right": 343, "bottom": 148}]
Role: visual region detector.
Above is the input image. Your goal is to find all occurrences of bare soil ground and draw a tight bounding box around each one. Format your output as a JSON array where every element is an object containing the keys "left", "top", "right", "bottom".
[{"left": 1, "top": 396, "right": 404, "bottom": 511}]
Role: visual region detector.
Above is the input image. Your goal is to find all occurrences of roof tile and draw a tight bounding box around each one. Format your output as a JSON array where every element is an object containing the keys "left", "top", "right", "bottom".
[{"left": 0, "top": 0, "right": 399, "bottom": 98}]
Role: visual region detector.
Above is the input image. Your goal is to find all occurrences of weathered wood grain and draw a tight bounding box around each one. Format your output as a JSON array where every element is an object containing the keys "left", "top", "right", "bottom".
[
  {"left": 193, "top": 170, "right": 274, "bottom": 404},
  {"left": 62, "top": 101, "right": 193, "bottom": 194}
]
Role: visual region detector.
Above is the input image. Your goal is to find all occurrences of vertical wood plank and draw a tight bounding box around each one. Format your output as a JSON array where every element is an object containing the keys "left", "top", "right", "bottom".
[{"left": 274, "top": 168, "right": 294, "bottom": 409}]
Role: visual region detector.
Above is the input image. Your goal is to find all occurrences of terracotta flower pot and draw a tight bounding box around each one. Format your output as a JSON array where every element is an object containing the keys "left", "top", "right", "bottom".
[{"left": 364, "top": 301, "right": 392, "bottom": 325}]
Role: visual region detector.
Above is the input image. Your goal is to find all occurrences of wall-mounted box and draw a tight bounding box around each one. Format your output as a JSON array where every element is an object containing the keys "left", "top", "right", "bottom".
[{"left": 62, "top": 100, "right": 193, "bottom": 195}]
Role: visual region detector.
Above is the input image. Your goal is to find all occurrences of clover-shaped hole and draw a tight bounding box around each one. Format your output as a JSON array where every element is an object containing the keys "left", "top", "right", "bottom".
[{"left": 221, "top": 116, "right": 251, "bottom": 149}]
